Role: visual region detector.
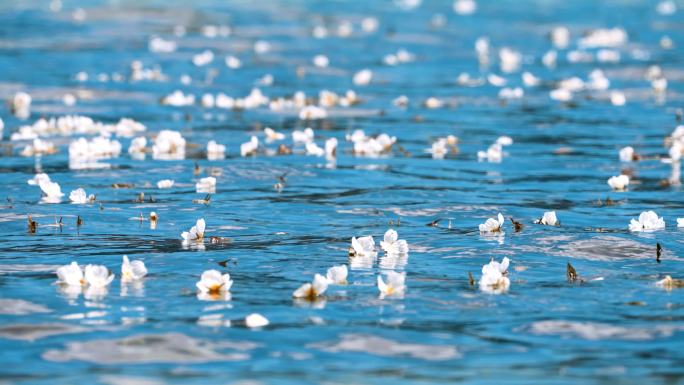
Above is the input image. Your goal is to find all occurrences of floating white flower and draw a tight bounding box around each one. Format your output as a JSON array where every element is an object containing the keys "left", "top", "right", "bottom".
[
  {"left": 428, "top": 138, "right": 449, "bottom": 159},
  {"left": 678, "top": 218, "right": 684, "bottom": 228},
  {"left": 326, "top": 265, "right": 348, "bottom": 285},
  {"left": 619, "top": 146, "right": 635, "bottom": 162},
  {"left": 56, "top": 262, "right": 85, "bottom": 286},
  {"left": 148, "top": 36, "right": 177, "bottom": 53},
  {"left": 579, "top": 27, "right": 627, "bottom": 48},
  {"left": 27, "top": 173, "right": 50, "bottom": 186},
  {"left": 128, "top": 136, "right": 147, "bottom": 156},
  {"left": 207, "top": 140, "right": 226, "bottom": 160},
  {"left": 325, "top": 138, "right": 338, "bottom": 160},
  {"left": 20, "top": 138, "right": 57, "bottom": 157},
  {"left": 629, "top": 211, "right": 665, "bottom": 232},
  {"left": 551, "top": 26, "right": 570, "bottom": 49},
  {"left": 299, "top": 105, "right": 328, "bottom": 120},
  {"left": 161, "top": 90, "right": 195, "bottom": 106},
  {"left": 152, "top": 130, "right": 186, "bottom": 159},
  {"left": 264, "top": 127, "right": 285, "bottom": 142},
  {"left": 499, "top": 47, "right": 521, "bottom": 73},
  {"left": 350, "top": 235, "right": 376, "bottom": 257},
  {"left": 305, "top": 142, "right": 325, "bottom": 157},
  {"left": 477, "top": 143, "right": 503, "bottom": 163},
  {"left": 292, "top": 128, "right": 314, "bottom": 144},
  {"left": 550, "top": 88, "right": 572, "bottom": 102},
  {"left": 293, "top": 273, "right": 329, "bottom": 299},
  {"left": 157, "top": 179, "right": 174, "bottom": 189},
  {"left": 424, "top": 97, "right": 444, "bottom": 109},
  {"left": 535, "top": 211, "right": 559, "bottom": 226},
  {"left": 245, "top": 313, "right": 269, "bottom": 328},
  {"left": 225, "top": 55, "right": 242, "bottom": 69},
  {"left": 380, "top": 229, "right": 409, "bottom": 255},
  {"left": 39, "top": 180, "right": 64, "bottom": 203},
  {"left": 121, "top": 255, "right": 147, "bottom": 282},
  {"left": 377, "top": 271, "right": 406, "bottom": 297},
  {"left": 84, "top": 264, "right": 115, "bottom": 288},
  {"left": 353, "top": 69, "right": 372, "bottom": 86},
  {"left": 182, "top": 218, "right": 206, "bottom": 241},
  {"left": 607, "top": 174, "right": 629, "bottom": 191},
  {"left": 195, "top": 176, "right": 216, "bottom": 193},
  {"left": 522, "top": 72, "right": 541, "bottom": 87},
  {"left": 192, "top": 50, "right": 214, "bottom": 66},
  {"left": 453, "top": 0, "right": 476, "bottom": 15},
  {"left": 196, "top": 269, "right": 233, "bottom": 299},
  {"left": 240, "top": 136, "right": 259, "bottom": 157},
  {"left": 313, "top": 54, "right": 329, "bottom": 68},
  {"left": 479, "top": 213, "right": 504, "bottom": 233},
  {"left": 479, "top": 257, "right": 510, "bottom": 294},
  {"left": 69, "top": 188, "right": 88, "bottom": 204},
  {"left": 11, "top": 91, "right": 31, "bottom": 119},
  {"left": 610, "top": 91, "right": 626, "bottom": 106}
]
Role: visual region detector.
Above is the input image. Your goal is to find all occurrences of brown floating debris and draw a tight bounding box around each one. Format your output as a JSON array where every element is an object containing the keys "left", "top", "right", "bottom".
[
  {"left": 192, "top": 194, "right": 211, "bottom": 205},
  {"left": 509, "top": 217, "right": 523, "bottom": 232},
  {"left": 27, "top": 215, "right": 37, "bottom": 233},
  {"left": 468, "top": 272, "right": 475, "bottom": 286},
  {"left": 567, "top": 262, "right": 578, "bottom": 282},
  {"left": 194, "top": 162, "right": 201, "bottom": 176},
  {"left": 76, "top": 216, "right": 83, "bottom": 227},
  {"left": 209, "top": 236, "right": 231, "bottom": 244},
  {"left": 657, "top": 243, "right": 662, "bottom": 263},
  {"left": 111, "top": 183, "right": 133, "bottom": 189},
  {"left": 426, "top": 219, "right": 441, "bottom": 227},
  {"left": 277, "top": 144, "right": 292, "bottom": 155}
]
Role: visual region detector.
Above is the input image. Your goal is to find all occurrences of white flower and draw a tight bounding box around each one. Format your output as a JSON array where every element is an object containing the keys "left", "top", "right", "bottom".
[
  {"left": 479, "top": 257, "right": 510, "bottom": 294},
  {"left": 629, "top": 211, "right": 665, "bottom": 232},
  {"left": 610, "top": 91, "right": 626, "bottom": 106},
  {"left": 313, "top": 54, "right": 329, "bottom": 67},
  {"left": 678, "top": 218, "right": 684, "bottom": 228},
  {"left": 607, "top": 174, "right": 629, "bottom": 191},
  {"left": 195, "top": 177, "right": 216, "bottom": 193},
  {"left": 240, "top": 136, "right": 259, "bottom": 156},
  {"left": 350, "top": 235, "right": 376, "bottom": 257},
  {"left": 292, "top": 128, "right": 314, "bottom": 144},
  {"left": 536, "top": 211, "right": 559, "bottom": 226},
  {"left": 84, "top": 264, "right": 115, "bottom": 288},
  {"left": 192, "top": 50, "right": 214, "bottom": 66},
  {"left": 619, "top": 146, "right": 635, "bottom": 162},
  {"left": 496, "top": 136, "right": 513, "bottom": 146},
  {"left": 121, "top": 255, "right": 147, "bottom": 282},
  {"left": 477, "top": 143, "right": 503, "bottom": 163},
  {"left": 293, "top": 273, "right": 329, "bottom": 299},
  {"left": 162, "top": 90, "right": 195, "bottom": 106},
  {"left": 264, "top": 127, "right": 285, "bottom": 142},
  {"left": 69, "top": 188, "right": 88, "bottom": 204},
  {"left": 157, "top": 179, "right": 174, "bottom": 189},
  {"left": 201, "top": 93, "right": 215, "bottom": 108},
  {"left": 326, "top": 265, "right": 348, "bottom": 285},
  {"left": 207, "top": 140, "right": 226, "bottom": 159},
  {"left": 196, "top": 269, "right": 233, "bottom": 296},
  {"left": 377, "top": 271, "right": 406, "bottom": 297},
  {"left": 479, "top": 213, "right": 504, "bottom": 232},
  {"left": 152, "top": 130, "right": 186, "bottom": 159},
  {"left": 550, "top": 88, "right": 572, "bottom": 102},
  {"left": 522, "top": 71, "right": 541, "bottom": 87},
  {"left": 453, "top": 0, "right": 476, "bottom": 15},
  {"left": 39, "top": 180, "right": 64, "bottom": 203},
  {"left": 551, "top": 26, "right": 570, "bottom": 49},
  {"left": 424, "top": 97, "right": 443, "bottom": 109},
  {"left": 56, "top": 262, "right": 85, "bottom": 286},
  {"left": 353, "top": 69, "right": 372, "bottom": 86},
  {"left": 245, "top": 313, "right": 269, "bottom": 328},
  {"left": 499, "top": 47, "right": 521, "bottom": 73},
  {"left": 380, "top": 229, "right": 409, "bottom": 255},
  {"left": 11, "top": 92, "right": 32, "bottom": 119},
  {"left": 28, "top": 173, "right": 50, "bottom": 186},
  {"left": 305, "top": 142, "right": 325, "bottom": 157},
  {"left": 225, "top": 55, "right": 242, "bottom": 69},
  {"left": 428, "top": 138, "right": 448, "bottom": 159},
  {"left": 182, "top": 218, "right": 206, "bottom": 241},
  {"left": 325, "top": 138, "right": 338, "bottom": 160},
  {"left": 299, "top": 105, "right": 328, "bottom": 120},
  {"left": 128, "top": 136, "right": 147, "bottom": 155}
]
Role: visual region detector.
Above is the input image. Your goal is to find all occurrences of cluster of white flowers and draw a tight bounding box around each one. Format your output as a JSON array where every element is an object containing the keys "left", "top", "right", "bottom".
[
  {"left": 427, "top": 135, "right": 458, "bottom": 159},
  {"left": 11, "top": 116, "right": 144, "bottom": 141},
  {"left": 347, "top": 129, "right": 397, "bottom": 157},
  {"left": 56, "top": 256, "right": 146, "bottom": 298},
  {"left": 69, "top": 136, "right": 122, "bottom": 160},
  {"left": 152, "top": 130, "right": 186, "bottom": 160},
  {"left": 479, "top": 257, "right": 510, "bottom": 294},
  {"left": 629, "top": 211, "right": 666, "bottom": 232},
  {"left": 20, "top": 138, "right": 57, "bottom": 157}
]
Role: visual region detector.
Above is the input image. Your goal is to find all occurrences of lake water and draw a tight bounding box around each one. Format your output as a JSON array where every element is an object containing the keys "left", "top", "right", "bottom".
[{"left": 1, "top": 0, "right": 684, "bottom": 384}]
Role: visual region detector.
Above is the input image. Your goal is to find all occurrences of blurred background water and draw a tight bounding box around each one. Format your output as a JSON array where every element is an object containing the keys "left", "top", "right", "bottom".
[{"left": 0, "top": 0, "right": 684, "bottom": 384}]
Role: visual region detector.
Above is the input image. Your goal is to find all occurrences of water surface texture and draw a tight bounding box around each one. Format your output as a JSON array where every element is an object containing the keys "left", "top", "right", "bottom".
[{"left": 1, "top": 1, "right": 684, "bottom": 384}]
